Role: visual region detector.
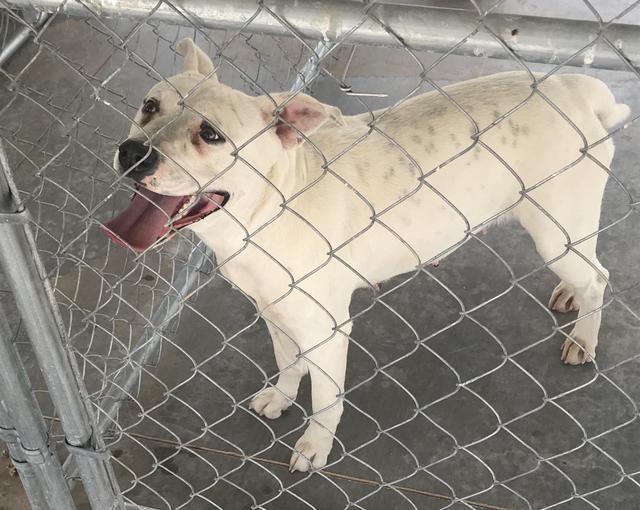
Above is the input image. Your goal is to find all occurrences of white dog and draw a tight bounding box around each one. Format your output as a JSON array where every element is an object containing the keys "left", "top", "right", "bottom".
[{"left": 103, "top": 39, "right": 629, "bottom": 472}]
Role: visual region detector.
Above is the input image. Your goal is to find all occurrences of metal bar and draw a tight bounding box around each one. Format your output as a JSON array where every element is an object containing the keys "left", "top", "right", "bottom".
[
  {"left": 0, "top": 307, "right": 77, "bottom": 510},
  {"left": 0, "top": 10, "right": 51, "bottom": 68},
  {"left": 0, "top": 141, "right": 124, "bottom": 510},
  {"left": 4, "top": 0, "right": 640, "bottom": 71},
  {"left": 291, "top": 38, "right": 331, "bottom": 92},
  {"left": 0, "top": 412, "right": 52, "bottom": 510},
  {"left": 0, "top": 433, "right": 51, "bottom": 510}
]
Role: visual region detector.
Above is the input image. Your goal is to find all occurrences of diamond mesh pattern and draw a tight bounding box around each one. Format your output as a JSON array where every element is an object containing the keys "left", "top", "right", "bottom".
[{"left": 1, "top": 1, "right": 640, "bottom": 509}]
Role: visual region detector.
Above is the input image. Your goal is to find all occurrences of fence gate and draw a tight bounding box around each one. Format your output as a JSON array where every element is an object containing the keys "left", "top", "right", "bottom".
[{"left": 1, "top": 1, "right": 640, "bottom": 509}]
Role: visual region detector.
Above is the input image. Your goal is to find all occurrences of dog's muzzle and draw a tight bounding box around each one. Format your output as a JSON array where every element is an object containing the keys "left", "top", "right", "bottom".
[{"left": 118, "top": 139, "right": 159, "bottom": 178}]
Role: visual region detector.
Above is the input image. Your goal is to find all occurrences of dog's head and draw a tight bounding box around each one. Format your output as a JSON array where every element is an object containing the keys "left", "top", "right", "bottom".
[{"left": 102, "top": 38, "right": 344, "bottom": 251}]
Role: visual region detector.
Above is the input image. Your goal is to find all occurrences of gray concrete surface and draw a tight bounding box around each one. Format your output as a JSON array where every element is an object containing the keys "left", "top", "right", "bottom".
[{"left": 1, "top": 3, "right": 640, "bottom": 509}]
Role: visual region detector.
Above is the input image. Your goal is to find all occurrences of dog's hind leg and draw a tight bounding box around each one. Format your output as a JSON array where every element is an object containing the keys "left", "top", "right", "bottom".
[
  {"left": 516, "top": 160, "right": 610, "bottom": 365},
  {"left": 249, "top": 322, "right": 307, "bottom": 419},
  {"left": 551, "top": 257, "right": 608, "bottom": 365}
]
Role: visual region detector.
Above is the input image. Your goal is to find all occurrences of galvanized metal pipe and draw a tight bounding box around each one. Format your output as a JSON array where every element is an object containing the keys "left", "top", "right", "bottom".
[
  {"left": 0, "top": 304, "right": 77, "bottom": 510},
  {"left": 0, "top": 142, "right": 124, "bottom": 510},
  {"left": 0, "top": 11, "right": 51, "bottom": 68},
  {"left": 0, "top": 426, "right": 51, "bottom": 510},
  {"left": 4, "top": 0, "right": 640, "bottom": 71}
]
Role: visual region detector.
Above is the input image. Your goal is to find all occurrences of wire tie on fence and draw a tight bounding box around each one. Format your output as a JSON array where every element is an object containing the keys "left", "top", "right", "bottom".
[
  {"left": 0, "top": 207, "right": 30, "bottom": 224},
  {"left": 65, "top": 439, "right": 111, "bottom": 461}
]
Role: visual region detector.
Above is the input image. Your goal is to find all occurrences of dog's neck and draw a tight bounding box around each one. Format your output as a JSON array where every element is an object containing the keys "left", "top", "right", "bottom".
[
  {"left": 266, "top": 145, "right": 316, "bottom": 199},
  {"left": 190, "top": 145, "right": 314, "bottom": 259},
  {"left": 237, "top": 145, "right": 312, "bottom": 223}
]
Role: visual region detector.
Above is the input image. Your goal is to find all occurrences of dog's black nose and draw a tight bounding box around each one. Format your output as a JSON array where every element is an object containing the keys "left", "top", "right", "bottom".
[{"left": 118, "top": 139, "right": 158, "bottom": 176}]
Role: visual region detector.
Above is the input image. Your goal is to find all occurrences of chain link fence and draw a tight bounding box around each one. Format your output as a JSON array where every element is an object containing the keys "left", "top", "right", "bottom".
[{"left": 1, "top": 1, "right": 640, "bottom": 509}]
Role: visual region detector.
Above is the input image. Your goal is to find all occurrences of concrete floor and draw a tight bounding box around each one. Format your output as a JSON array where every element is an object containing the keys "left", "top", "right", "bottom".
[{"left": 1, "top": 2, "right": 640, "bottom": 509}]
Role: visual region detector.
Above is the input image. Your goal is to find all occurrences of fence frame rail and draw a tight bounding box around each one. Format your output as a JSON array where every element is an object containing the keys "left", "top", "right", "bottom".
[{"left": 0, "top": 140, "right": 127, "bottom": 509}]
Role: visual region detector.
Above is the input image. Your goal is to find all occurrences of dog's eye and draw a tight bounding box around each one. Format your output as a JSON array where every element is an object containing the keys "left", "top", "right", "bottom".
[
  {"left": 199, "top": 122, "right": 225, "bottom": 144},
  {"left": 142, "top": 98, "right": 159, "bottom": 114}
]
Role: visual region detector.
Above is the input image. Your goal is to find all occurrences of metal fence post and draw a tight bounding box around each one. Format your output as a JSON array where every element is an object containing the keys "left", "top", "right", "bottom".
[
  {"left": 0, "top": 306, "right": 76, "bottom": 510},
  {"left": 0, "top": 9, "right": 51, "bottom": 67},
  {"left": 0, "top": 140, "right": 124, "bottom": 509},
  {"left": 0, "top": 423, "right": 50, "bottom": 510}
]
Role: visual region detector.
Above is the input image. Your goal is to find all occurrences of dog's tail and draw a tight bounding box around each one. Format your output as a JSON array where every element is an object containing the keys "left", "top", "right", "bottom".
[{"left": 589, "top": 77, "right": 630, "bottom": 130}]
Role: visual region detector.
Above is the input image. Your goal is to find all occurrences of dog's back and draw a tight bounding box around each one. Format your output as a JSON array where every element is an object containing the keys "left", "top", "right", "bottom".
[{"left": 292, "top": 72, "right": 627, "bottom": 285}]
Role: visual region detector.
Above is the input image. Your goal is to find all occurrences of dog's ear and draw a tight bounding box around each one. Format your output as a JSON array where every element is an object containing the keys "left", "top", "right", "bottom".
[
  {"left": 258, "top": 92, "right": 345, "bottom": 149},
  {"left": 176, "top": 38, "right": 216, "bottom": 78}
]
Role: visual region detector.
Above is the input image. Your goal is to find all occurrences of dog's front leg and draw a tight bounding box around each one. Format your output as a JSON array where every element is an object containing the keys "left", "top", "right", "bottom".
[
  {"left": 250, "top": 322, "right": 307, "bottom": 419},
  {"left": 289, "top": 325, "right": 350, "bottom": 473}
]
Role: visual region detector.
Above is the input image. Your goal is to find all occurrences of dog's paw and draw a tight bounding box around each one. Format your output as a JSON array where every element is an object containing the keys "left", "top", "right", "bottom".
[
  {"left": 561, "top": 337, "right": 595, "bottom": 365},
  {"left": 289, "top": 427, "right": 333, "bottom": 473},
  {"left": 249, "top": 387, "right": 294, "bottom": 420},
  {"left": 549, "top": 282, "right": 580, "bottom": 313}
]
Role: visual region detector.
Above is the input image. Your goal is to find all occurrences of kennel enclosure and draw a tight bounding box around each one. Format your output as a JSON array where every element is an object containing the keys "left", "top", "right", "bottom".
[{"left": 1, "top": 1, "right": 640, "bottom": 509}]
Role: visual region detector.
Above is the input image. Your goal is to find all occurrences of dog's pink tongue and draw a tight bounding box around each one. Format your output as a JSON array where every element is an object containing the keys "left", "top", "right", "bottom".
[{"left": 101, "top": 187, "right": 184, "bottom": 251}]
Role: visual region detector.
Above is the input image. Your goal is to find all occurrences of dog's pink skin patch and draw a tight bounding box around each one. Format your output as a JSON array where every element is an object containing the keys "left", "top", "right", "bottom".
[
  {"left": 138, "top": 163, "right": 185, "bottom": 194},
  {"left": 190, "top": 123, "right": 208, "bottom": 154},
  {"left": 276, "top": 102, "right": 326, "bottom": 149},
  {"left": 140, "top": 175, "right": 155, "bottom": 187}
]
